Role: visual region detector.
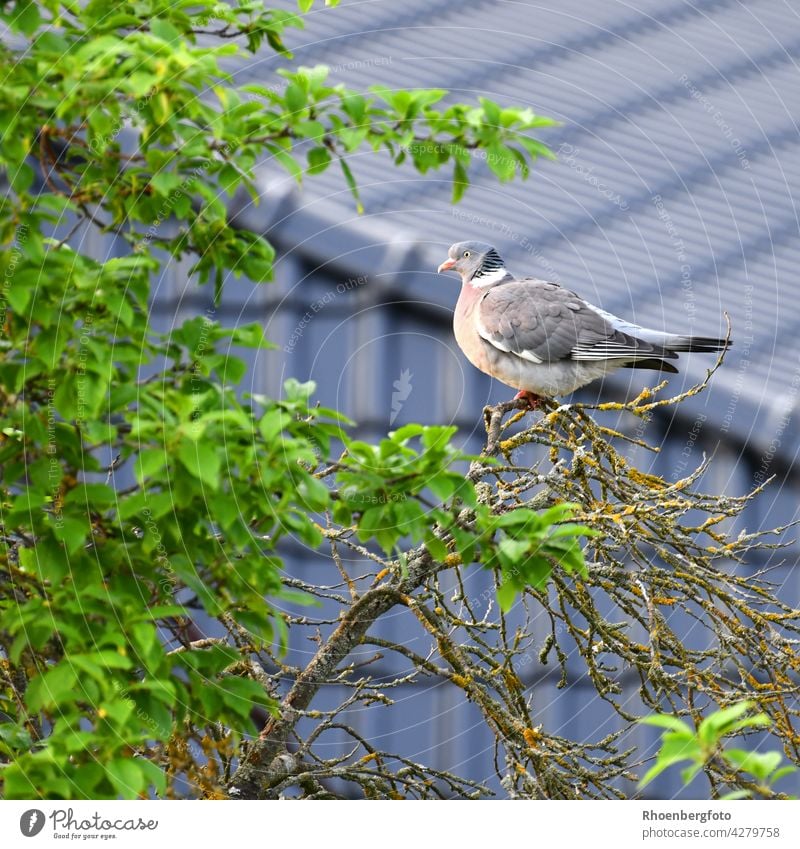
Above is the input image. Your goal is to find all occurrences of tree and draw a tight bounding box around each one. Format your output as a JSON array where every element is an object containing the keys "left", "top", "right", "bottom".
[{"left": 0, "top": 1, "right": 796, "bottom": 801}]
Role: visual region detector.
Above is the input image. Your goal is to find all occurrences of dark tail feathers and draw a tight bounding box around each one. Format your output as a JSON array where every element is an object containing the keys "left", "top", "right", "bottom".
[
  {"left": 667, "top": 336, "right": 732, "bottom": 353},
  {"left": 624, "top": 358, "right": 679, "bottom": 374}
]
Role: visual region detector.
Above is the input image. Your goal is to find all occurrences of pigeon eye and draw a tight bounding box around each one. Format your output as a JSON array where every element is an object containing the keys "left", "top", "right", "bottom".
[{"left": 464, "top": 251, "right": 471, "bottom": 258}]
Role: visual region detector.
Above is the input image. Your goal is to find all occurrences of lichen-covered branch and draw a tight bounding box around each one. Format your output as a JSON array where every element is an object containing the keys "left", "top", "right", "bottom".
[{"left": 221, "top": 349, "right": 798, "bottom": 800}]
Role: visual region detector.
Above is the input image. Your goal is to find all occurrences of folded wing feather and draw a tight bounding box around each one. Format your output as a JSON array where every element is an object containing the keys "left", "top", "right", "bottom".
[{"left": 477, "top": 279, "right": 677, "bottom": 365}]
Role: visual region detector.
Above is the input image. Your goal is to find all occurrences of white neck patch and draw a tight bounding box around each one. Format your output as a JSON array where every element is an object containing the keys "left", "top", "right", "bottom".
[{"left": 469, "top": 267, "right": 510, "bottom": 288}]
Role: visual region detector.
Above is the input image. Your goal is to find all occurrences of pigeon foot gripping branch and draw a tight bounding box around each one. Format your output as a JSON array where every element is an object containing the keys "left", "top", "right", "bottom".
[{"left": 438, "top": 240, "right": 730, "bottom": 407}]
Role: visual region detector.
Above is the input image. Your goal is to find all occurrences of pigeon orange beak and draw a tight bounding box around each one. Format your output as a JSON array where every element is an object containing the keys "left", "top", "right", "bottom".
[{"left": 437, "top": 258, "right": 456, "bottom": 273}]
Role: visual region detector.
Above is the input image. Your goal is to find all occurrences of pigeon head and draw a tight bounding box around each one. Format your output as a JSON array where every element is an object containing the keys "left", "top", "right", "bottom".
[{"left": 437, "top": 241, "right": 511, "bottom": 286}]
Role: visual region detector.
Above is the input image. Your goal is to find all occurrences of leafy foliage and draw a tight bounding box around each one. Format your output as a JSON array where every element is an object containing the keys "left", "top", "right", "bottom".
[
  {"left": 481, "top": 503, "right": 598, "bottom": 612},
  {"left": 1, "top": 0, "right": 552, "bottom": 295},
  {"left": 0, "top": 0, "right": 570, "bottom": 799},
  {"left": 333, "top": 424, "right": 594, "bottom": 608},
  {"left": 640, "top": 702, "right": 797, "bottom": 798}
]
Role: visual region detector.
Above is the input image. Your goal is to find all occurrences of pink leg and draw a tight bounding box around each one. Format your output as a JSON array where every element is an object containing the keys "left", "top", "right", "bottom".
[{"left": 513, "top": 390, "right": 543, "bottom": 410}]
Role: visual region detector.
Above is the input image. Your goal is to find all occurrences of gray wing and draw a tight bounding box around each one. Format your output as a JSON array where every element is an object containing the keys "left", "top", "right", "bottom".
[{"left": 476, "top": 279, "right": 677, "bottom": 364}]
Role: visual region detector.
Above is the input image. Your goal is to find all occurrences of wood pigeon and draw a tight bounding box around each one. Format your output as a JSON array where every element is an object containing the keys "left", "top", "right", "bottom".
[{"left": 438, "top": 240, "right": 729, "bottom": 406}]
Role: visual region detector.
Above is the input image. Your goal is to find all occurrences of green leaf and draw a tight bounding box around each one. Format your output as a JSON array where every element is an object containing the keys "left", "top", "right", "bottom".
[
  {"left": 150, "top": 18, "right": 181, "bottom": 44},
  {"left": 284, "top": 510, "right": 323, "bottom": 548},
  {"left": 497, "top": 537, "right": 530, "bottom": 565},
  {"left": 20, "top": 538, "right": 68, "bottom": 583},
  {"left": 0, "top": 0, "right": 568, "bottom": 802},
  {"left": 136, "top": 758, "right": 167, "bottom": 797},
  {"left": 518, "top": 555, "right": 552, "bottom": 591},
  {"left": 6, "top": 276, "right": 33, "bottom": 313},
  {"left": 548, "top": 522, "right": 600, "bottom": 540},
  {"left": 35, "top": 324, "right": 70, "bottom": 367},
  {"left": 771, "top": 765, "right": 798, "bottom": 783},
  {"left": 26, "top": 662, "right": 79, "bottom": 712},
  {"left": 52, "top": 516, "right": 89, "bottom": 555},
  {"left": 486, "top": 144, "right": 517, "bottom": 181},
  {"left": 697, "top": 702, "right": 764, "bottom": 746},
  {"left": 70, "top": 763, "right": 105, "bottom": 799},
  {"left": 284, "top": 82, "right": 307, "bottom": 113},
  {"left": 491, "top": 510, "right": 543, "bottom": 531},
  {"left": 496, "top": 581, "right": 518, "bottom": 613},
  {"left": 720, "top": 790, "right": 752, "bottom": 800},
  {"left": 177, "top": 439, "right": 221, "bottom": 490},
  {"left": 545, "top": 538, "right": 589, "bottom": 579},
  {"left": 134, "top": 448, "right": 167, "bottom": 483},
  {"left": 638, "top": 715, "right": 694, "bottom": 736},
  {"left": 2, "top": 764, "right": 39, "bottom": 798},
  {"left": 421, "top": 425, "right": 458, "bottom": 451},
  {"left": 70, "top": 651, "right": 133, "bottom": 677},
  {"left": 11, "top": 0, "right": 41, "bottom": 37},
  {"left": 220, "top": 676, "right": 275, "bottom": 721},
  {"left": 480, "top": 97, "right": 501, "bottom": 127},
  {"left": 357, "top": 505, "right": 386, "bottom": 542},
  {"left": 451, "top": 526, "right": 477, "bottom": 565},
  {"left": 151, "top": 171, "right": 183, "bottom": 197},
  {"left": 538, "top": 503, "right": 580, "bottom": 525},
  {"left": 106, "top": 758, "right": 147, "bottom": 799},
  {"left": 680, "top": 762, "right": 703, "bottom": 786},
  {"left": 307, "top": 146, "right": 332, "bottom": 174},
  {"left": 284, "top": 377, "right": 316, "bottom": 402},
  {"left": 339, "top": 157, "right": 363, "bottom": 214},
  {"left": 424, "top": 531, "right": 448, "bottom": 562},
  {"left": 64, "top": 483, "right": 116, "bottom": 507},
  {"left": 389, "top": 423, "right": 425, "bottom": 442},
  {"left": 259, "top": 408, "right": 291, "bottom": 442},
  {"left": 638, "top": 733, "right": 703, "bottom": 788},
  {"left": 520, "top": 135, "right": 557, "bottom": 159},
  {"left": 10, "top": 162, "right": 34, "bottom": 192},
  {"left": 0, "top": 722, "right": 33, "bottom": 751},
  {"left": 724, "top": 749, "right": 784, "bottom": 783},
  {"left": 452, "top": 158, "right": 469, "bottom": 203},
  {"left": 271, "top": 147, "right": 303, "bottom": 182},
  {"left": 427, "top": 473, "right": 462, "bottom": 502},
  {"left": 296, "top": 472, "right": 330, "bottom": 511},
  {"left": 724, "top": 714, "right": 773, "bottom": 735},
  {"left": 229, "top": 323, "right": 275, "bottom": 348},
  {"left": 295, "top": 121, "right": 326, "bottom": 140}
]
